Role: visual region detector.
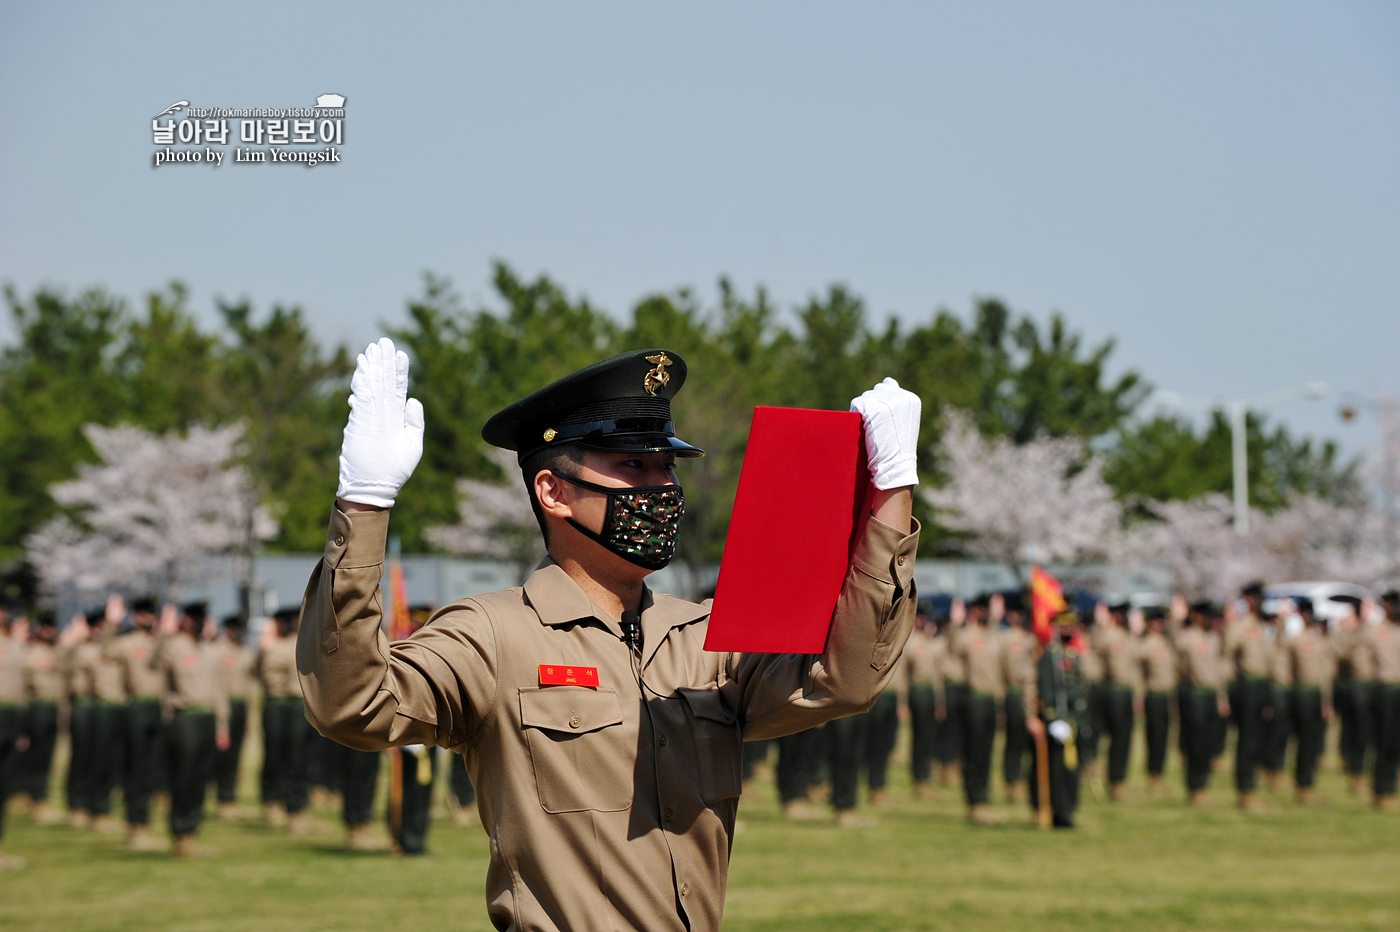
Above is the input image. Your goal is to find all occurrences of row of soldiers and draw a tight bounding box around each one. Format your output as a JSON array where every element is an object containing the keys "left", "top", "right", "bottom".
[
  {"left": 761, "top": 584, "right": 1400, "bottom": 828},
  {"left": 0, "top": 597, "right": 481, "bottom": 869}
]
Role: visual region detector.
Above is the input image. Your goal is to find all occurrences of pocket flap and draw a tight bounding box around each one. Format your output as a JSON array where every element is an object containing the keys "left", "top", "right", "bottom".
[
  {"left": 519, "top": 686, "right": 623, "bottom": 736},
  {"left": 678, "top": 686, "right": 737, "bottom": 725}
]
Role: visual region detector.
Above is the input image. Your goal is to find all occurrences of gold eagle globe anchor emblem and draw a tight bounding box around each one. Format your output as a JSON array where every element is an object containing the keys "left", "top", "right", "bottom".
[{"left": 643, "top": 354, "right": 672, "bottom": 396}]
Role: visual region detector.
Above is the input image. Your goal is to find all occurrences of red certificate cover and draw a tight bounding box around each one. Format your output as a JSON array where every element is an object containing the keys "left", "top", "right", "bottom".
[{"left": 702, "top": 406, "right": 874, "bottom": 654}]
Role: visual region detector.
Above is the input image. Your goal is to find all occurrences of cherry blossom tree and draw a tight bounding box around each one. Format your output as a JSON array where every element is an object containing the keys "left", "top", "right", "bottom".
[
  {"left": 924, "top": 408, "right": 1121, "bottom": 580},
  {"left": 426, "top": 448, "right": 544, "bottom": 584},
  {"left": 26, "top": 423, "right": 276, "bottom": 604},
  {"left": 1119, "top": 492, "right": 1386, "bottom": 602}
]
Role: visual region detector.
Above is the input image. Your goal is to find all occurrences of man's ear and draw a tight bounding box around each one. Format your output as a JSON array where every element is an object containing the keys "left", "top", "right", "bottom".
[{"left": 534, "top": 469, "right": 575, "bottom": 519}]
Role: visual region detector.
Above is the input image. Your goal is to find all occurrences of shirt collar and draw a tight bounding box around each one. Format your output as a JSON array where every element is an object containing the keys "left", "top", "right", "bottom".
[{"left": 522, "top": 557, "right": 710, "bottom": 641}]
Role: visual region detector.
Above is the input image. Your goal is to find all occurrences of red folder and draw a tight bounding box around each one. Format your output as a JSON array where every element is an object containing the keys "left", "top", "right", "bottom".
[{"left": 702, "top": 407, "right": 875, "bottom": 654}]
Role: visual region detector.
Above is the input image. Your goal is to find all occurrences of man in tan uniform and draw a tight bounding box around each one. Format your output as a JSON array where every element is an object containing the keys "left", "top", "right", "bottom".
[
  {"left": 256, "top": 608, "right": 314, "bottom": 831},
  {"left": 109, "top": 597, "right": 168, "bottom": 849},
  {"left": 1359, "top": 590, "right": 1400, "bottom": 810},
  {"left": 1286, "top": 599, "right": 1334, "bottom": 805},
  {"left": 213, "top": 615, "right": 255, "bottom": 819},
  {"left": 17, "top": 616, "right": 64, "bottom": 823},
  {"left": 1261, "top": 610, "right": 1295, "bottom": 792},
  {"left": 949, "top": 595, "right": 1008, "bottom": 824},
  {"left": 1221, "top": 582, "right": 1273, "bottom": 812},
  {"left": 298, "top": 341, "right": 920, "bottom": 932},
  {"left": 154, "top": 601, "right": 230, "bottom": 856},
  {"left": 1097, "top": 603, "right": 1140, "bottom": 801},
  {"left": 1177, "top": 602, "right": 1229, "bottom": 805},
  {"left": 64, "top": 603, "right": 127, "bottom": 831},
  {"left": 0, "top": 607, "right": 27, "bottom": 869},
  {"left": 1138, "top": 608, "right": 1177, "bottom": 796},
  {"left": 902, "top": 602, "right": 941, "bottom": 799},
  {"left": 998, "top": 596, "right": 1036, "bottom": 804}
]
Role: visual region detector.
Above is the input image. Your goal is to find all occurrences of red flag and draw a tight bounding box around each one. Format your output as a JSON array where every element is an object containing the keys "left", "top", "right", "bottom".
[
  {"left": 1030, "top": 565, "right": 1067, "bottom": 645},
  {"left": 388, "top": 554, "right": 412, "bottom": 642}
]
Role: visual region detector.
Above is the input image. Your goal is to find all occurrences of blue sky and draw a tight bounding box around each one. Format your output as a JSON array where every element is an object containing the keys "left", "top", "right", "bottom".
[{"left": 1, "top": 1, "right": 1396, "bottom": 463}]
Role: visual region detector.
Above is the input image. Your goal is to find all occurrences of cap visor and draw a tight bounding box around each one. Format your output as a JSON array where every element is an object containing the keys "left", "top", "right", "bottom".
[{"left": 573, "top": 434, "right": 705, "bottom": 458}]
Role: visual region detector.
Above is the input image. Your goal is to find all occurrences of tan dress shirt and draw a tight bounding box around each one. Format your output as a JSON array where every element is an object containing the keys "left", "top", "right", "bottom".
[
  {"left": 950, "top": 624, "right": 1008, "bottom": 698},
  {"left": 215, "top": 641, "right": 256, "bottom": 702},
  {"left": 1288, "top": 628, "right": 1336, "bottom": 707},
  {"left": 297, "top": 505, "right": 917, "bottom": 932},
  {"left": 256, "top": 636, "right": 302, "bottom": 699},
  {"left": 23, "top": 642, "right": 66, "bottom": 702},
  {"left": 111, "top": 629, "right": 167, "bottom": 699},
  {"left": 154, "top": 633, "right": 229, "bottom": 733},
  {"left": 1176, "top": 627, "right": 1227, "bottom": 705},
  {"left": 1098, "top": 625, "right": 1141, "bottom": 690},
  {"left": 1222, "top": 614, "right": 1272, "bottom": 680},
  {"left": 1360, "top": 623, "right": 1400, "bottom": 685},
  {"left": 999, "top": 626, "right": 1036, "bottom": 695},
  {"left": 1139, "top": 631, "right": 1177, "bottom": 694},
  {"left": 73, "top": 639, "right": 128, "bottom": 703},
  {"left": 0, "top": 633, "right": 24, "bottom": 704}
]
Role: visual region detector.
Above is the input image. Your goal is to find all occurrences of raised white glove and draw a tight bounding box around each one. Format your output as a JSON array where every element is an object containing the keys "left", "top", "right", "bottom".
[
  {"left": 336, "top": 337, "right": 425, "bottom": 508},
  {"left": 850, "top": 377, "right": 921, "bottom": 490}
]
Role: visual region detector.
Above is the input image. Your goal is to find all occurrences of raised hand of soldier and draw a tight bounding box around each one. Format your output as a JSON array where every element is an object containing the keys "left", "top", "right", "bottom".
[
  {"left": 336, "top": 337, "right": 425, "bottom": 509},
  {"left": 159, "top": 602, "right": 179, "bottom": 637},
  {"left": 60, "top": 612, "right": 88, "bottom": 648},
  {"left": 850, "top": 377, "right": 921, "bottom": 490}
]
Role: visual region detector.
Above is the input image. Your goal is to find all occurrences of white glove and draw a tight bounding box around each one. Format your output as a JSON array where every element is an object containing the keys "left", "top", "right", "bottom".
[
  {"left": 336, "top": 337, "right": 425, "bottom": 508},
  {"left": 850, "top": 377, "right": 921, "bottom": 490}
]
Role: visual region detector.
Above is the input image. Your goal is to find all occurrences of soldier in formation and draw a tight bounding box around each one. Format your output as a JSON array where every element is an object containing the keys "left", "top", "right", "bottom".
[
  {"left": 950, "top": 594, "right": 1009, "bottom": 824},
  {"left": 256, "top": 608, "right": 316, "bottom": 832},
  {"left": 1025, "top": 610, "right": 1088, "bottom": 828},
  {"left": 1138, "top": 608, "right": 1177, "bottom": 796},
  {"left": 214, "top": 614, "right": 254, "bottom": 820},
  {"left": 0, "top": 606, "right": 26, "bottom": 869},
  {"left": 17, "top": 615, "right": 63, "bottom": 823},
  {"left": 154, "top": 602, "right": 229, "bottom": 857}
]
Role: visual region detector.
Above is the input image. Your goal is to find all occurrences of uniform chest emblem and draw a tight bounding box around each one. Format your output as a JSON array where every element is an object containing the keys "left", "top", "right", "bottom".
[
  {"left": 1378, "top": 630, "right": 1391, "bottom": 642},
  {"left": 181, "top": 654, "right": 198, "bottom": 668},
  {"left": 132, "top": 647, "right": 149, "bottom": 661},
  {"left": 1113, "top": 642, "right": 1126, "bottom": 652},
  {"left": 1010, "top": 643, "right": 1023, "bottom": 654},
  {"left": 222, "top": 655, "right": 238, "bottom": 667},
  {"left": 35, "top": 655, "right": 52, "bottom": 669},
  {"left": 1300, "top": 642, "right": 1313, "bottom": 653},
  {"left": 1246, "top": 629, "right": 1258, "bottom": 640},
  {"left": 1194, "top": 643, "right": 1207, "bottom": 655},
  {"left": 972, "top": 639, "right": 985, "bottom": 652},
  {"left": 1151, "top": 648, "right": 1164, "bottom": 659},
  {"left": 539, "top": 664, "right": 599, "bottom": 688}
]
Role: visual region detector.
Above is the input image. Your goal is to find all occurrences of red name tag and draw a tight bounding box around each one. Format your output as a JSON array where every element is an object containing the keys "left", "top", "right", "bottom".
[{"left": 539, "top": 664, "right": 599, "bottom": 688}]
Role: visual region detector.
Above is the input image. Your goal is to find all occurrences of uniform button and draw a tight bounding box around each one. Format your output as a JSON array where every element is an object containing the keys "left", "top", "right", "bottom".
[
  {"left": 658, "top": 734, "right": 668, "bottom": 747},
  {"left": 334, "top": 534, "right": 345, "bottom": 546},
  {"left": 896, "top": 555, "right": 905, "bottom": 566},
  {"left": 569, "top": 715, "right": 580, "bottom": 729},
  {"left": 680, "top": 883, "right": 689, "bottom": 897},
  {"left": 664, "top": 808, "right": 673, "bottom": 822}
]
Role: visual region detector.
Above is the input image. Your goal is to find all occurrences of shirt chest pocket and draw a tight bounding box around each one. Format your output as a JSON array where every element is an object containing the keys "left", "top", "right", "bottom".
[
  {"left": 678, "top": 687, "right": 743, "bottom": 803},
  {"left": 519, "top": 687, "right": 636, "bottom": 813}
]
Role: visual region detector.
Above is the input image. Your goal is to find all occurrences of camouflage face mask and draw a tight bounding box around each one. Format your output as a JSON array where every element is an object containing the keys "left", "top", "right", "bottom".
[{"left": 557, "top": 473, "right": 684, "bottom": 570}]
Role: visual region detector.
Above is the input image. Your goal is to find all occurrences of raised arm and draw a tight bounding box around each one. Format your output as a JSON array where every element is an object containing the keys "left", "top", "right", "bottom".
[
  {"left": 731, "top": 378, "right": 921, "bottom": 738},
  {"left": 296, "top": 338, "right": 488, "bottom": 753}
]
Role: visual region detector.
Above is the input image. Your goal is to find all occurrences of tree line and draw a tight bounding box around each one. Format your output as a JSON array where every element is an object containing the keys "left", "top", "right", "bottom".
[{"left": 0, "top": 263, "right": 1360, "bottom": 600}]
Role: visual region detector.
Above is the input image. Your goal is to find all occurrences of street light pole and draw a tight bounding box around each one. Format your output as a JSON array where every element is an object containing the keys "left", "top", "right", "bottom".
[
  {"left": 1231, "top": 401, "right": 1250, "bottom": 534},
  {"left": 1157, "top": 381, "right": 1328, "bottom": 536}
]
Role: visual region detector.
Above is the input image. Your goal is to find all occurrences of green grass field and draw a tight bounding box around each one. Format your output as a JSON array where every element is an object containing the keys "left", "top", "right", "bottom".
[{"left": 1, "top": 728, "right": 1396, "bottom": 932}]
